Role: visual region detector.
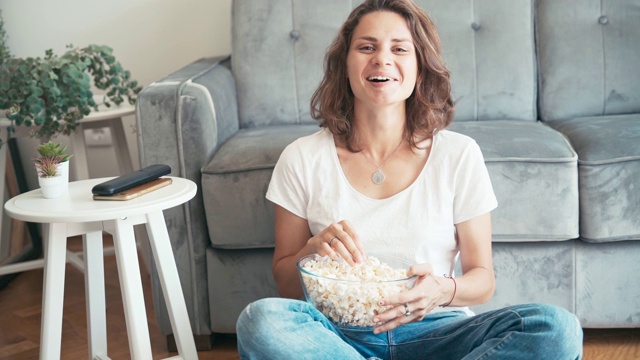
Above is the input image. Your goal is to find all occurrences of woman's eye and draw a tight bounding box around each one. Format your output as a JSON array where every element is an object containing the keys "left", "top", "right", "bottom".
[
  {"left": 359, "top": 45, "right": 375, "bottom": 51},
  {"left": 394, "top": 47, "right": 408, "bottom": 53}
]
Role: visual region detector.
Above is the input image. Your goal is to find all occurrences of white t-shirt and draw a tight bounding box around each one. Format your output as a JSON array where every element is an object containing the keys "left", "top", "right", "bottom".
[{"left": 266, "top": 128, "right": 497, "bottom": 314}]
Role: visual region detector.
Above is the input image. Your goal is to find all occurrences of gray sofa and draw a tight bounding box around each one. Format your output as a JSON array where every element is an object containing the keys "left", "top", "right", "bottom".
[{"left": 136, "top": 0, "right": 640, "bottom": 348}]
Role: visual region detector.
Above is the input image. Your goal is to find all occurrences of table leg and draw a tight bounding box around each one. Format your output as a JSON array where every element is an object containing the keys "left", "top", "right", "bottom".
[
  {"left": 111, "top": 219, "right": 152, "bottom": 359},
  {"left": 109, "top": 117, "right": 134, "bottom": 174},
  {"left": 145, "top": 211, "right": 197, "bottom": 359},
  {"left": 40, "top": 223, "right": 68, "bottom": 360},
  {"left": 83, "top": 231, "right": 108, "bottom": 359},
  {"left": 69, "top": 123, "right": 91, "bottom": 180}
]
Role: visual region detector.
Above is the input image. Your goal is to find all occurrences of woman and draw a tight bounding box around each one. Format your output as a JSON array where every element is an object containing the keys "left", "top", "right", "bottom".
[{"left": 236, "top": 0, "right": 583, "bottom": 359}]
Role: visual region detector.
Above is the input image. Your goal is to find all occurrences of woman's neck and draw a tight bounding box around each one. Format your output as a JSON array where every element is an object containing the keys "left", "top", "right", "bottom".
[{"left": 353, "top": 103, "right": 406, "bottom": 156}]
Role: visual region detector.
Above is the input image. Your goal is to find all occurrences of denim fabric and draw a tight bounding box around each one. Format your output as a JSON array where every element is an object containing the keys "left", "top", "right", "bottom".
[{"left": 236, "top": 298, "right": 583, "bottom": 360}]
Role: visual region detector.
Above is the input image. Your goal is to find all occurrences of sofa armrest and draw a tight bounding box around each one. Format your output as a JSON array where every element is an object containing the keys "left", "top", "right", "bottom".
[{"left": 136, "top": 56, "right": 239, "bottom": 336}]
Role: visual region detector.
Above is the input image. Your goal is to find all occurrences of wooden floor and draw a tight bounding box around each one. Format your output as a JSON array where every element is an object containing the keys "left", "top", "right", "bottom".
[
  {"left": 0, "top": 235, "right": 238, "bottom": 360},
  {"left": 1, "top": 235, "right": 639, "bottom": 359}
]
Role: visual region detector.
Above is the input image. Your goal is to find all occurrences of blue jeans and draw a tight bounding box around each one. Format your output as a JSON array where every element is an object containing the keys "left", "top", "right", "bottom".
[{"left": 236, "top": 298, "right": 583, "bottom": 360}]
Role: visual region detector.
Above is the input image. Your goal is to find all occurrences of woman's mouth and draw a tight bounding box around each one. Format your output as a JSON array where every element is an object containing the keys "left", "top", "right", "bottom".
[{"left": 367, "top": 75, "right": 394, "bottom": 83}]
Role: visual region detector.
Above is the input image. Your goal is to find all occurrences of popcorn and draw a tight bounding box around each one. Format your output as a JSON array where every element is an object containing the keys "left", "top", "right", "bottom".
[{"left": 298, "top": 255, "right": 415, "bottom": 327}]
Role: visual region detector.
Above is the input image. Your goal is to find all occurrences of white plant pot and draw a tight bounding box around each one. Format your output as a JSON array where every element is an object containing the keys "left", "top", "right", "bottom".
[
  {"left": 38, "top": 175, "right": 66, "bottom": 199},
  {"left": 58, "top": 160, "right": 71, "bottom": 183},
  {"left": 35, "top": 160, "right": 70, "bottom": 199}
]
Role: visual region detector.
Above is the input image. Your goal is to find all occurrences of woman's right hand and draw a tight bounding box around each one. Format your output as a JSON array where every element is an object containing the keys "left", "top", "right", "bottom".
[{"left": 307, "top": 220, "right": 366, "bottom": 266}]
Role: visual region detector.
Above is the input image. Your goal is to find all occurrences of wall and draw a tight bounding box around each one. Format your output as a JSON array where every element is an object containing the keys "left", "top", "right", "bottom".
[{"left": 0, "top": 0, "right": 232, "bottom": 179}]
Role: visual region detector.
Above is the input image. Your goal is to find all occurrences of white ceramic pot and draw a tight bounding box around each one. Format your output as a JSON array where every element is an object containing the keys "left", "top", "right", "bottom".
[
  {"left": 38, "top": 175, "right": 66, "bottom": 199},
  {"left": 35, "top": 160, "right": 70, "bottom": 198},
  {"left": 58, "top": 160, "right": 71, "bottom": 183}
]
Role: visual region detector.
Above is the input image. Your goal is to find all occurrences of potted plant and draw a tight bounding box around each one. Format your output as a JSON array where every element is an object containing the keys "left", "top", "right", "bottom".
[
  {"left": 36, "top": 140, "right": 73, "bottom": 179},
  {"left": 0, "top": 9, "right": 142, "bottom": 147},
  {"left": 33, "top": 141, "right": 72, "bottom": 198}
]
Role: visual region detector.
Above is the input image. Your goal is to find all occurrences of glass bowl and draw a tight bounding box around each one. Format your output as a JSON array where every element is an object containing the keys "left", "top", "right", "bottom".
[{"left": 296, "top": 254, "right": 417, "bottom": 329}]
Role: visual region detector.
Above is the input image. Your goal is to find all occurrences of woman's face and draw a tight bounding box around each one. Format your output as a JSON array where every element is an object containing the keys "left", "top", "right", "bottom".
[{"left": 346, "top": 11, "right": 418, "bottom": 110}]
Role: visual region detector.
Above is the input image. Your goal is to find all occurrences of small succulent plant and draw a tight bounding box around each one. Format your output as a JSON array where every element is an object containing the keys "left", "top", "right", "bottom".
[
  {"left": 33, "top": 155, "right": 64, "bottom": 178},
  {"left": 36, "top": 141, "right": 72, "bottom": 162},
  {"left": 33, "top": 141, "right": 71, "bottom": 177}
]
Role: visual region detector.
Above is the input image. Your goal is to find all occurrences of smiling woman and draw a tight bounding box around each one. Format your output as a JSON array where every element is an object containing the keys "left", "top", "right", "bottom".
[
  {"left": 347, "top": 11, "right": 418, "bottom": 112},
  {"left": 311, "top": 1, "right": 453, "bottom": 154},
  {"left": 234, "top": 0, "right": 583, "bottom": 359}
]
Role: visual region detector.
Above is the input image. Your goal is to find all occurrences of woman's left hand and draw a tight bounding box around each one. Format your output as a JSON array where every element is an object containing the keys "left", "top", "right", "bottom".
[{"left": 371, "top": 263, "right": 451, "bottom": 334}]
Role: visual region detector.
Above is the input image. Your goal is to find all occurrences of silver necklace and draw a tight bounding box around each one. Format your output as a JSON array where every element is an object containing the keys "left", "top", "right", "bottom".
[{"left": 361, "top": 140, "right": 403, "bottom": 185}]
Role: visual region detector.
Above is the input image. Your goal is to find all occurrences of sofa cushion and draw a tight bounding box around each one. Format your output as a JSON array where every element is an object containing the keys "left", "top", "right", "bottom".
[
  {"left": 547, "top": 114, "right": 640, "bottom": 243},
  {"left": 450, "top": 121, "right": 579, "bottom": 241},
  {"left": 232, "top": 1, "right": 352, "bottom": 128},
  {"left": 424, "top": 0, "right": 536, "bottom": 122},
  {"left": 202, "top": 124, "right": 320, "bottom": 248},
  {"left": 536, "top": 0, "right": 640, "bottom": 120},
  {"left": 204, "top": 121, "right": 577, "bottom": 249}
]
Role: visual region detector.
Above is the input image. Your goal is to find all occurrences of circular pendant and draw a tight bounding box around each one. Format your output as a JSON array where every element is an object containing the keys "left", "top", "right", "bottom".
[{"left": 372, "top": 170, "right": 385, "bottom": 185}]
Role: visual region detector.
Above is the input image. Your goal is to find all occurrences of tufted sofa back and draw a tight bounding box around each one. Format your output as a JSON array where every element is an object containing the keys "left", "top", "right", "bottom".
[
  {"left": 231, "top": 0, "right": 537, "bottom": 129},
  {"left": 425, "top": 0, "right": 536, "bottom": 122},
  {"left": 536, "top": 0, "right": 640, "bottom": 121}
]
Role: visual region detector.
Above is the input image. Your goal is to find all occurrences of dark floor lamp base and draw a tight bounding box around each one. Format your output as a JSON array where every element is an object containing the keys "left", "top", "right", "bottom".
[{"left": 0, "top": 137, "right": 43, "bottom": 290}]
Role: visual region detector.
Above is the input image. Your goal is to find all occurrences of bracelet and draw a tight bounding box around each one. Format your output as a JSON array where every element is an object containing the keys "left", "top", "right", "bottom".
[{"left": 439, "top": 275, "right": 456, "bottom": 307}]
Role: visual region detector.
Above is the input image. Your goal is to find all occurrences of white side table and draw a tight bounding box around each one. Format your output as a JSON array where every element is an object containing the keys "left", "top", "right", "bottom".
[
  {"left": 4, "top": 177, "right": 198, "bottom": 360},
  {"left": 0, "top": 99, "right": 134, "bottom": 276}
]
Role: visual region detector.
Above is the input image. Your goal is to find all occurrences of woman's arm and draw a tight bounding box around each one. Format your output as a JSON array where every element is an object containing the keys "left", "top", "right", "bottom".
[
  {"left": 372, "top": 211, "right": 495, "bottom": 333},
  {"left": 449, "top": 211, "right": 496, "bottom": 306},
  {"left": 271, "top": 205, "right": 315, "bottom": 299},
  {"left": 271, "top": 205, "right": 366, "bottom": 299}
]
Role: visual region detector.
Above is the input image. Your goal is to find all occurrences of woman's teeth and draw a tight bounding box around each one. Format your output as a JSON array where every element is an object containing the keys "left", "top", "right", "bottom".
[{"left": 367, "top": 76, "right": 391, "bottom": 82}]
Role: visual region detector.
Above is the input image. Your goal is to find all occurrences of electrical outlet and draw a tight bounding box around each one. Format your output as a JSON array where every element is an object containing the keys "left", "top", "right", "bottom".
[{"left": 84, "top": 127, "right": 113, "bottom": 147}]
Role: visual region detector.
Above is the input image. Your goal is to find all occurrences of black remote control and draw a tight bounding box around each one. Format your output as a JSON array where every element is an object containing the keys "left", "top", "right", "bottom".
[{"left": 91, "top": 164, "right": 171, "bottom": 196}]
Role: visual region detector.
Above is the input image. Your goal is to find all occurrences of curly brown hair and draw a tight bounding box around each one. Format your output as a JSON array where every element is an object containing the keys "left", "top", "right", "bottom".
[{"left": 310, "top": 0, "right": 454, "bottom": 151}]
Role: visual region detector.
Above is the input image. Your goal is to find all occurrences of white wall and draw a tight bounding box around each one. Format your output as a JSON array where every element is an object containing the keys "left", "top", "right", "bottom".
[{"left": 0, "top": 0, "right": 232, "bottom": 177}]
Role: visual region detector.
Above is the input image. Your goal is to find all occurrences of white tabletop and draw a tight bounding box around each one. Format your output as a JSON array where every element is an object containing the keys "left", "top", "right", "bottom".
[
  {"left": 79, "top": 96, "right": 136, "bottom": 123},
  {"left": 0, "top": 96, "right": 135, "bottom": 127},
  {"left": 4, "top": 176, "right": 196, "bottom": 223}
]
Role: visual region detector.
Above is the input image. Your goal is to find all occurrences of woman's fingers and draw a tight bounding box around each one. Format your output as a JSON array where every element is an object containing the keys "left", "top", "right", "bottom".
[
  {"left": 372, "top": 264, "right": 440, "bottom": 333},
  {"left": 325, "top": 220, "right": 364, "bottom": 265},
  {"left": 372, "top": 301, "right": 418, "bottom": 334},
  {"left": 319, "top": 237, "right": 340, "bottom": 260},
  {"left": 338, "top": 220, "right": 366, "bottom": 258}
]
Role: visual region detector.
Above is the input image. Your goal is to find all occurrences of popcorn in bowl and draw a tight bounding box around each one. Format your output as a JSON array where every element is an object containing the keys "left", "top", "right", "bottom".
[{"left": 296, "top": 254, "right": 417, "bottom": 328}]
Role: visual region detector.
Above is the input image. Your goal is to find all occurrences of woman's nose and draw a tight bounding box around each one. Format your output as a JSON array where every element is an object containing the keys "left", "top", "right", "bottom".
[{"left": 372, "top": 49, "right": 392, "bottom": 66}]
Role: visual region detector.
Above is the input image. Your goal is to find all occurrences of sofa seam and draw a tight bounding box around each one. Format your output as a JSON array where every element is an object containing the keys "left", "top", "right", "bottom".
[
  {"left": 484, "top": 157, "right": 577, "bottom": 163},
  {"left": 202, "top": 156, "right": 580, "bottom": 174},
  {"left": 472, "top": 0, "right": 479, "bottom": 121},
  {"left": 530, "top": 0, "right": 538, "bottom": 121},
  {"left": 290, "top": 0, "right": 301, "bottom": 124},
  {"left": 577, "top": 156, "right": 640, "bottom": 165},
  {"left": 174, "top": 82, "right": 201, "bottom": 334},
  {"left": 534, "top": 0, "right": 546, "bottom": 121},
  {"left": 175, "top": 63, "right": 222, "bottom": 334},
  {"left": 573, "top": 239, "right": 577, "bottom": 314},
  {"left": 579, "top": 234, "right": 640, "bottom": 243},
  {"left": 492, "top": 235, "right": 579, "bottom": 241},
  {"left": 600, "top": 0, "right": 607, "bottom": 116}
]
